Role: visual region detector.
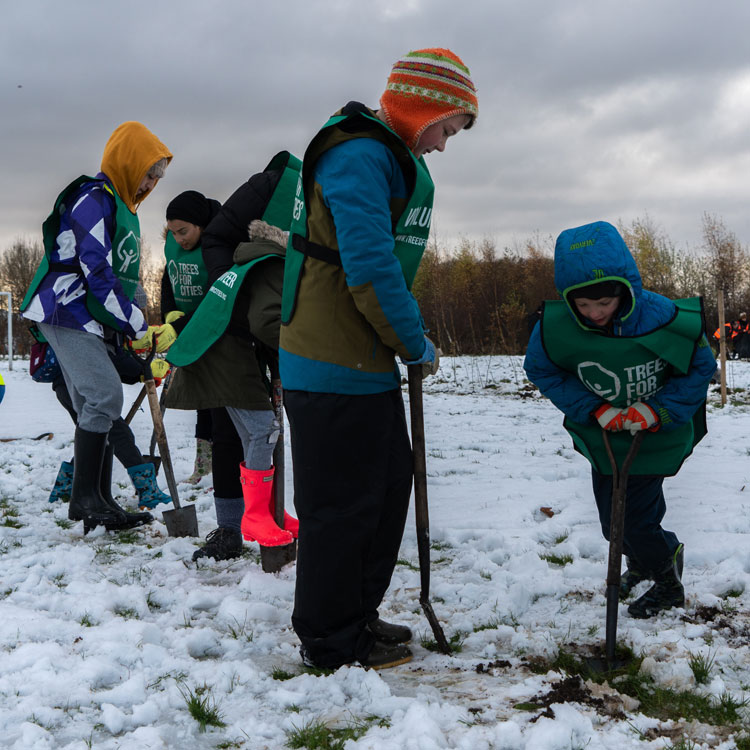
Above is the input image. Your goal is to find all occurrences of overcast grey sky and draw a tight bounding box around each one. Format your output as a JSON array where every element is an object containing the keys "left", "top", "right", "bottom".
[{"left": 2, "top": 0, "right": 750, "bottom": 261}]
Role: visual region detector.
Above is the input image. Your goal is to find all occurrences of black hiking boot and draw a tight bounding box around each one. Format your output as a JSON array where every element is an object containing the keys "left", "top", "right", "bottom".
[
  {"left": 100, "top": 444, "right": 153, "bottom": 528},
  {"left": 300, "top": 639, "right": 413, "bottom": 671},
  {"left": 68, "top": 428, "right": 130, "bottom": 534},
  {"left": 360, "top": 640, "right": 413, "bottom": 670},
  {"left": 367, "top": 616, "right": 412, "bottom": 644},
  {"left": 628, "top": 545, "right": 684, "bottom": 619},
  {"left": 619, "top": 557, "right": 649, "bottom": 600},
  {"left": 192, "top": 527, "right": 243, "bottom": 562}
]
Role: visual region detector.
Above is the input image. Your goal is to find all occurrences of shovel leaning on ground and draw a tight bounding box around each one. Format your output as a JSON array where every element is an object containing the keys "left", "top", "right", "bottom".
[
  {"left": 407, "top": 365, "right": 452, "bottom": 655},
  {"left": 259, "top": 377, "right": 297, "bottom": 573},
  {"left": 602, "top": 428, "right": 645, "bottom": 666},
  {"left": 132, "top": 342, "right": 199, "bottom": 538},
  {"left": 144, "top": 367, "right": 174, "bottom": 474}
]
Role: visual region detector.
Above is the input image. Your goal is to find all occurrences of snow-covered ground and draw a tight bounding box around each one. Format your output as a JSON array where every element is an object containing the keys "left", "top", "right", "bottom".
[{"left": 0, "top": 355, "right": 749, "bottom": 749}]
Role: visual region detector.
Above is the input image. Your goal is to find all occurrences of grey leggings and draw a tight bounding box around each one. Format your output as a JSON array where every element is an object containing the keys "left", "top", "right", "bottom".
[
  {"left": 39, "top": 323, "right": 122, "bottom": 433},
  {"left": 226, "top": 407, "right": 279, "bottom": 471}
]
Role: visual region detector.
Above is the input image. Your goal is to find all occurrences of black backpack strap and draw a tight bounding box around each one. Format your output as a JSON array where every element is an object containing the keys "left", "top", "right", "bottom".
[{"left": 291, "top": 233, "right": 343, "bottom": 268}]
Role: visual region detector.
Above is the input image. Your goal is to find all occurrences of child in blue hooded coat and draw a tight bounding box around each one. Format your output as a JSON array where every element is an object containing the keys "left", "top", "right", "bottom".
[{"left": 524, "top": 221, "right": 716, "bottom": 618}]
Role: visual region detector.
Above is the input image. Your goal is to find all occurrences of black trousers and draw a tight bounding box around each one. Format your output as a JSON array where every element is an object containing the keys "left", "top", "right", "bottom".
[
  {"left": 195, "top": 408, "right": 213, "bottom": 441},
  {"left": 210, "top": 407, "right": 245, "bottom": 498},
  {"left": 591, "top": 470, "right": 680, "bottom": 574},
  {"left": 285, "top": 388, "right": 413, "bottom": 667}
]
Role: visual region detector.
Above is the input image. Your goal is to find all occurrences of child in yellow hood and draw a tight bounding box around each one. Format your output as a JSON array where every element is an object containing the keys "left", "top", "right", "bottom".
[{"left": 22, "top": 121, "right": 172, "bottom": 534}]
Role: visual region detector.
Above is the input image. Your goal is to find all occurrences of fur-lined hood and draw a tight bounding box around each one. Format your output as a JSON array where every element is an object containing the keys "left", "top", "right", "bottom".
[
  {"left": 233, "top": 220, "right": 288, "bottom": 265},
  {"left": 247, "top": 219, "right": 288, "bottom": 246}
]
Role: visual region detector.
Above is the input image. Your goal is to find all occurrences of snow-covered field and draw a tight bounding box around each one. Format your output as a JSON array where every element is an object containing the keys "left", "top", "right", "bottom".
[{"left": 1, "top": 355, "right": 749, "bottom": 749}]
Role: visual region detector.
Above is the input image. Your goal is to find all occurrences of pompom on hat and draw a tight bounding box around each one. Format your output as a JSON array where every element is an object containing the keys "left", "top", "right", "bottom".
[{"left": 379, "top": 48, "right": 478, "bottom": 150}]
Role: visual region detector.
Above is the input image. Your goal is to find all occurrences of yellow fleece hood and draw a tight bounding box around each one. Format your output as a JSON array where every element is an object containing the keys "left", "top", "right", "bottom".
[{"left": 100, "top": 121, "right": 172, "bottom": 212}]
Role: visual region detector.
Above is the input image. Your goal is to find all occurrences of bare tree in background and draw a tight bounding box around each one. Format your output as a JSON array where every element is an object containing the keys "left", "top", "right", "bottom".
[
  {"left": 0, "top": 238, "right": 45, "bottom": 356},
  {"left": 619, "top": 215, "right": 678, "bottom": 298},
  {"left": 702, "top": 212, "right": 748, "bottom": 315},
  {"left": 0, "top": 238, "right": 44, "bottom": 311},
  {"left": 139, "top": 240, "right": 165, "bottom": 324}
]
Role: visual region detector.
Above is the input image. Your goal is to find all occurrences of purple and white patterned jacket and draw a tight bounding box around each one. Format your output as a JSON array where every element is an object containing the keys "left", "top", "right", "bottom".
[{"left": 22, "top": 174, "right": 147, "bottom": 339}]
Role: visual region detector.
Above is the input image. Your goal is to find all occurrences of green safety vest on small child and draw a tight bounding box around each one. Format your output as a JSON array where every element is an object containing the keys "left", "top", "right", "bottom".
[{"left": 541, "top": 297, "right": 708, "bottom": 476}]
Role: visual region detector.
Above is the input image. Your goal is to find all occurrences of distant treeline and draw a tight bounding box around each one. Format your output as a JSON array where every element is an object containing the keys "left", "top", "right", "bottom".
[
  {"left": 414, "top": 213, "right": 749, "bottom": 355},
  {"left": 0, "top": 212, "right": 746, "bottom": 358}
]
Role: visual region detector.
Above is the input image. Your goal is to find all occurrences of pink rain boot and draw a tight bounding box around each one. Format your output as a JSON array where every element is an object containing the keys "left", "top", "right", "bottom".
[
  {"left": 239, "top": 463, "right": 293, "bottom": 547},
  {"left": 268, "top": 477, "right": 299, "bottom": 538}
]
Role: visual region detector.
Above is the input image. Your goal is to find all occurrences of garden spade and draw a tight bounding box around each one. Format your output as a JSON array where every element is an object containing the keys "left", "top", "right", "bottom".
[
  {"left": 600, "top": 429, "right": 645, "bottom": 668},
  {"left": 407, "top": 365, "right": 452, "bottom": 655},
  {"left": 132, "top": 342, "right": 198, "bottom": 537},
  {"left": 260, "top": 378, "right": 297, "bottom": 573}
]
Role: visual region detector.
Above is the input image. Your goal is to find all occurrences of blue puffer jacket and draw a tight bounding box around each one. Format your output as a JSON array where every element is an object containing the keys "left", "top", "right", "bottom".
[{"left": 524, "top": 221, "right": 716, "bottom": 429}]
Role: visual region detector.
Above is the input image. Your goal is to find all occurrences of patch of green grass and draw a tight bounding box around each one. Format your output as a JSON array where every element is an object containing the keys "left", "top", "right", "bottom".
[
  {"left": 51, "top": 573, "right": 66, "bottom": 589},
  {"left": 226, "top": 617, "right": 254, "bottom": 642},
  {"left": 147, "top": 670, "right": 188, "bottom": 690},
  {"left": 215, "top": 741, "right": 244, "bottom": 749},
  {"left": 113, "top": 606, "right": 139, "bottom": 620},
  {"left": 285, "top": 715, "right": 389, "bottom": 750},
  {"left": 0, "top": 501, "right": 23, "bottom": 528},
  {"left": 272, "top": 667, "right": 296, "bottom": 681},
  {"left": 146, "top": 591, "right": 161, "bottom": 611},
  {"left": 734, "top": 736, "right": 750, "bottom": 750},
  {"left": 113, "top": 528, "right": 142, "bottom": 544},
  {"left": 688, "top": 651, "right": 715, "bottom": 685},
  {"left": 540, "top": 552, "right": 574, "bottom": 566},
  {"left": 55, "top": 518, "right": 73, "bottom": 529},
  {"left": 554, "top": 532, "right": 569, "bottom": 544},
  {"left": 430, "top": 541, "right": 453, "bottom": 551},
  {"left": 479, "top": 570, "right": 492, "bottom": 580},
  {"left": 420, "top": 631, "right": 465, "bottom": 654},
  {"left": 665, "top": 740, "right": 699, "bottom": 750},
  {"left": 528, "top": 644, "right": 749, "bottom": 728},
  {"left": 301, "top": 664, "right": 335, "bottom": 677},
  {"left": 396, "top": 558, "right": 419, "bottom": 571},
  {"left": 94, "top": 544, "right": 120, "bottom": 562},
  {"left": 79, "top": 613, "right": 95, "bottom": 627},
  {"left": 177, "top": 681, "right": 226, "bottom": 733},
  {"left": 721, "top": 587, "right": 744, "bottom": 599},
  {"left": 473, "top": 618, "right": 501, "bottom": 633}
]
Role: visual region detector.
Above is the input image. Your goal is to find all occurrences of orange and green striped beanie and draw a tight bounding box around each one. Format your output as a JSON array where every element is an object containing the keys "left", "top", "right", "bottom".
[{"left": 379, "top": 48, "right": 478, "bottom": 150}]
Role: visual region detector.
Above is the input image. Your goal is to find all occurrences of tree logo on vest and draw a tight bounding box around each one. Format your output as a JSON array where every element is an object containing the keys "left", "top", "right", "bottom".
[
  {"left": 167, "top": 259, "right": 179, "bottom": 289},
  {"left": 116, "top": 231, "right": 140, "bottom": 273},
  {"left": 578, "top": 361, "right": 621, "bottom": 400}
]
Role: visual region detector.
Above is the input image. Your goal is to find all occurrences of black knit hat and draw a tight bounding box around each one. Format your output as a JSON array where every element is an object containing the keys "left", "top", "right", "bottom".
[
  {"left": 166, "top": 190, "right": 219, "bottom": 227},
  {"left": 568, "top": 280, "right": 626, "bottom": 300}
]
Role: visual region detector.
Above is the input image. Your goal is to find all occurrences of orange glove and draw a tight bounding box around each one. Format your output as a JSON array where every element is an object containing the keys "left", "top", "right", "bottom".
[
  {"left": 621, "top": 402, "right": 659, "bottom": 434},
  {"left": 594, "top": 403, "right": 626, "bottom": 431}
]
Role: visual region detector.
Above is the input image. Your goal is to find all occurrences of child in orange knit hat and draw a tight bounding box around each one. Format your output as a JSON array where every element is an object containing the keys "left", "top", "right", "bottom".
[
  {"left": 379, "top": 47, "right": 478, "bottom": 155},
  {"left": 280, "top": 47, "right": 477, "bottom": 672}
]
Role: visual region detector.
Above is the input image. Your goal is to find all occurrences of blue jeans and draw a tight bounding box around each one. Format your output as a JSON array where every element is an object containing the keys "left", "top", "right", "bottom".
[{"left": 591, "top": 469, "right": 680, "bottom": 574}]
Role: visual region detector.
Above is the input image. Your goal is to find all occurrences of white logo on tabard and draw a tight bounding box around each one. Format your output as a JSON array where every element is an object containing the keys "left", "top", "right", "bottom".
[
  {"left": 577, "top": 361, "right": 621, "bottom": 400},
  {"left": 167, "top": 259, "right": 179, "bottom": 287},
  {"left": 116, "top": 231, "right": 140, "bottom": 272}
]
